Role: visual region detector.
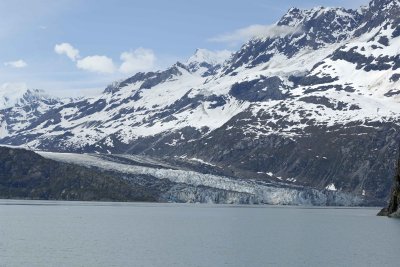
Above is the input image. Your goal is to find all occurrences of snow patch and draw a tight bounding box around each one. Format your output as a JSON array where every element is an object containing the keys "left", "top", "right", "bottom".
[{"left": 326, "top": 183, "right": 337, "bottom": 191}]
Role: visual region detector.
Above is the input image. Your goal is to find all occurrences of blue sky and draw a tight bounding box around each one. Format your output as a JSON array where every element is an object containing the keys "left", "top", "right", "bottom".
[{"left": 0, "top": 0, "right": 369, "bottom": 97}]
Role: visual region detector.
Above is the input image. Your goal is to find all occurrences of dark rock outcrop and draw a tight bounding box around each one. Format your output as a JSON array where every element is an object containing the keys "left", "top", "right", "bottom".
[
  {"left": 229, "top": 76, "right": 288, "bottom": 102},
  {"left": 0, "top": 146, "right": 161, "bottom": 201},
  {"left": 378, "top": 148, "right": 400, "bottom": 217}
]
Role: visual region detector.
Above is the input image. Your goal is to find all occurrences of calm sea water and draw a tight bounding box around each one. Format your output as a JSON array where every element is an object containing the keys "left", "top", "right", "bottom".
[{"left": 0, "top": 200, "right": 399, "bottom": 267}]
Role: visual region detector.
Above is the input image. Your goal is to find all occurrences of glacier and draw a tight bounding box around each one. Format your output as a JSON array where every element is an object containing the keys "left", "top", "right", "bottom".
[{"left": 37, "top": 151, "right": 363, "bottom": 205}]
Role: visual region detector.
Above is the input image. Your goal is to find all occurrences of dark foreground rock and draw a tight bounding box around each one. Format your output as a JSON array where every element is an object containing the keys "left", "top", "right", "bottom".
[
  {"left": 378, "top": 151, "right": 400, "bottom": 217},
  {"left": 0, "top": 146, "right": 162, "bottom": 202}
]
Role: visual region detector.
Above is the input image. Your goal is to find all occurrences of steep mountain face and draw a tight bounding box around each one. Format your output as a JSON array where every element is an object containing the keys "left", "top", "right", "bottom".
[
  {"left": 224, "top": 6, "right": 363, "bottom": 73},
  {"left": 1, "top": 0, "right": 399, "bottom": 205}
]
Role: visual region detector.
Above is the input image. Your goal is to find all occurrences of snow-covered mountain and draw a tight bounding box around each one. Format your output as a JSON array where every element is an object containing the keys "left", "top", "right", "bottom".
[
  {"left": 186, "top": 48, "right": 232, "bottom": 75},
  {"left": 0, "top": 84, "right": 55, "bottom": 110},
  {"left": 0, "top": 86, "right": 64, "bottom": 139},
  {"left": 1, "top": 0, "right": 400, "bottom": 204}
]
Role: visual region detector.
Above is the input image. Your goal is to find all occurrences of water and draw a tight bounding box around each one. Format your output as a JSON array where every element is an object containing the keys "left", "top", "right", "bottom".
[{"left": 0, "top": 200, "right": 399, "bottom": 267}]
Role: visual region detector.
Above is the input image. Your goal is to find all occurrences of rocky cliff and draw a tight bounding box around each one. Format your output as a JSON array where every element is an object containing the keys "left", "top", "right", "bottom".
[
  {"left": 378, "top": 150, "right": 400, "bottom": 217},
  {"left": 0, "top": 146, "right": 164, "bottom": 201}
]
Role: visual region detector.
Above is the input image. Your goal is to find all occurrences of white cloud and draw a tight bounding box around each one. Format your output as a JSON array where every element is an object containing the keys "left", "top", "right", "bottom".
[
  {"left": 54, "top": 43, "right": 80, "bottom": 61},
  {"left": 54, "top": 42, "right": 159, "bottom": 75},
  {"left": 4, "top": 60, "right": 27, "bottom": 68},
  {"left": 119, "top": 48, "right": 156, "bottom": 74},
  {"left": 209, "top": 24, "right": 301, "bottom": 44},
  {"left": 76, "top": 55, "right": 116, "bottom": 74}
]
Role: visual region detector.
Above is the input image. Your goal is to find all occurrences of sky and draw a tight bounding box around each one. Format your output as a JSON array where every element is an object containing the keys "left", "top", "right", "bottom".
[{"left": 0, "top": 0, "right": 369, "bottom": 97}]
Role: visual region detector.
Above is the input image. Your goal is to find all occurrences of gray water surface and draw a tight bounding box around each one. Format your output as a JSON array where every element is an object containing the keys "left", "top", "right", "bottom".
[{"left": 0, "top": 200, "right": 399, "bottom": 267}]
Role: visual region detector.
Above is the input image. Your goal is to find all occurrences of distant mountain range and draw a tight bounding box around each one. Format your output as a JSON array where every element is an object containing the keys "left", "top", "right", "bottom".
[{"left": 1, "top": 0, "right": 400, "bottom": 205}]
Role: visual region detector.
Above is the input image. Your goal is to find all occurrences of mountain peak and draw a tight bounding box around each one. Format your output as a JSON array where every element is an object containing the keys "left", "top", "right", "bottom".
[
  {"left": 187, "top": 48, "right": 232, "bottom": 66},
  {"left": 185, "top": 49, "right": 232, "bottom": 76},
  {"left": 279, "top": 5, "right": 360, "bottom": 28},
  {"left": 0, "top": 84, "right": 56, "bottom": 110}
]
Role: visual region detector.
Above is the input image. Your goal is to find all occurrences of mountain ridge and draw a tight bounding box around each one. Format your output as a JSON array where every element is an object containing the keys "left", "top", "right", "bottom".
[{"left": 1, "top": 0, "right": 399, "bottom": 205}]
